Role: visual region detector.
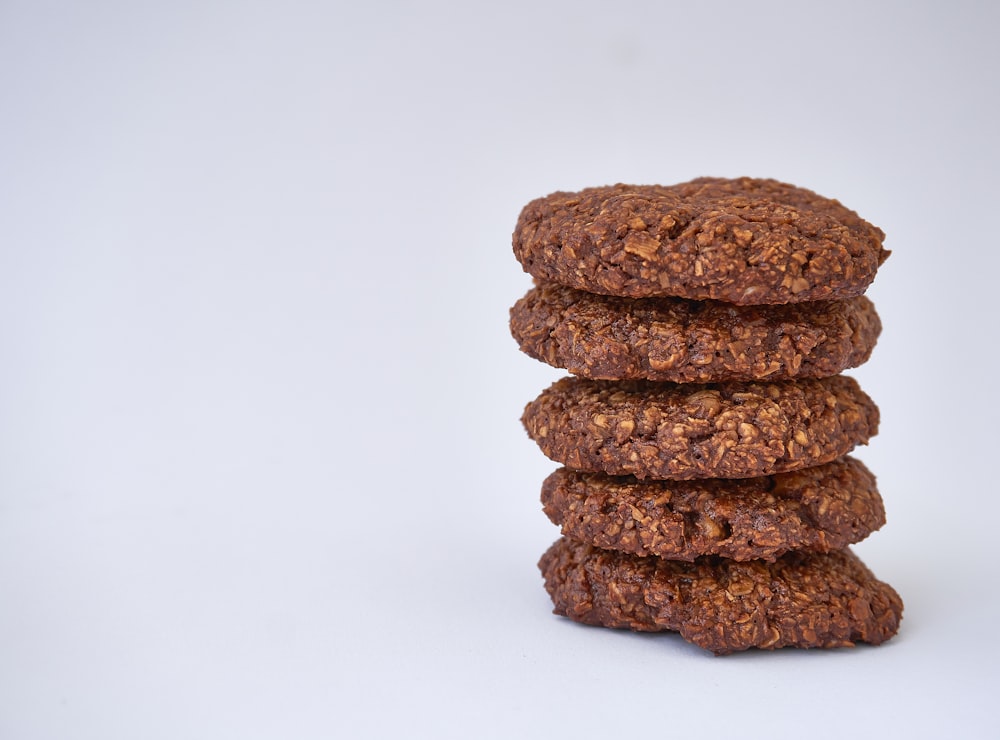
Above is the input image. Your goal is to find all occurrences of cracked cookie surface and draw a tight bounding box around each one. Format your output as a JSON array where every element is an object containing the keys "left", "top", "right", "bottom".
[
  {"left": 522, "top": 375, "right": 879, "bottom": 480},
  {"left": 513, "top": 178, "right": 888, "bottom": 305},
  {"left": 511, "top": 282, "right": 881, "bottom": 382},
  {"left": 541, "top": 457, "right": 884, "bottom": 561},
  {"left": 539, "top": 537, "right": 903, "bottom": 654}
]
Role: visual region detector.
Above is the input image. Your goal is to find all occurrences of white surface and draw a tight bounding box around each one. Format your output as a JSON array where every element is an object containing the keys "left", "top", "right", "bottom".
[{"left": 1, "top": 1, "right": 998, "bottom": 738}]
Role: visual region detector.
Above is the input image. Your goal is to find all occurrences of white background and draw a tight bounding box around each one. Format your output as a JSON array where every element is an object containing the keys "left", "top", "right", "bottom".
[{"left": 2, "top": 1, "right": 998, "bottom": 738}]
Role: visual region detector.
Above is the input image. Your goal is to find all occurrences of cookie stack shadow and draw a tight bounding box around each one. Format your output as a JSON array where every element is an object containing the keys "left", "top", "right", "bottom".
[{"left": 509, "top": 178, "right": 903, "bottom": 655}]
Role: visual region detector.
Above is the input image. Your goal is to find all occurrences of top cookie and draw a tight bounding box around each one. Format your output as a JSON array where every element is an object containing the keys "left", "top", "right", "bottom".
[{"left": 513, "top": 178, "right": 888, "bottom": 305}]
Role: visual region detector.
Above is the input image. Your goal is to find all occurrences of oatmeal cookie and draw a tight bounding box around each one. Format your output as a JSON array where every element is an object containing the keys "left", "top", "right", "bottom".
[
  {"left": 541, "top": 457, "right": 884, "bottom": 561},
  {"left": 522, "top": 375, "right": 878, "bottom": 480},
  {"left": 538, "top": 537, "right": 903, "bottom": 654},
  {"left": 513, "top": 178, "right": 888, "bottom": 304},
  {"left": 510, "top": 282, "right": 881, "bottom": 382}
]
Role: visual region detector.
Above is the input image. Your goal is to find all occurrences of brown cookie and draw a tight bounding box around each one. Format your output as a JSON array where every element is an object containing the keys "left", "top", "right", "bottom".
[
  {"left": 522, "top": 375, "right": 878, "bottom": 480},
  {"left": 539, "top": 537, "right": 903, "bottom": 654},
  {"left": 510, "top": 282, "right": 881, "bottom": 382},
  {"left": 513, "top": 178, "right": 888, "bottom": 305},
  {"left": 541, "top": 456, "right": 884, "bottom": 562}
]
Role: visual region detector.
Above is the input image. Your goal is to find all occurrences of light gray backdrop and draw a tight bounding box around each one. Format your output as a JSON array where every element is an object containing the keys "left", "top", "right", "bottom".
[{"left": 2, "top": 1, "right": 997, "bottom": 738}]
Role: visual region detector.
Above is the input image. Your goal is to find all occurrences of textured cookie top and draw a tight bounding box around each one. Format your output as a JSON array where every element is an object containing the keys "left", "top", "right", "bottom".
[
  {"left": 522, "top": 375, "right": 878, "bottom": 480},
  {"left": 539, "top": 537, "right": 903, "bottom": 655},
  {"left": 511, "top": 282, "right": 881, "bottom": 382},
  {"left": 541, "top": 457, "right": 884, "bottom": 562},
  {"left": 513, "top": 178, "right": 888, "bottom": 304}
]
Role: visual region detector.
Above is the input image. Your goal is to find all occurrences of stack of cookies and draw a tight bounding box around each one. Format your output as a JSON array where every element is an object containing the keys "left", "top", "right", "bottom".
[{"left": 509, "top": 177, "right": 903, "bottom": 655}]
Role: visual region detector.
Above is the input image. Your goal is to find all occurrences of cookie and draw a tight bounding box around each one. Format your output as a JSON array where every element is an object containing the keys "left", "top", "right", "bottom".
[
  {"left": 541, "top": 456, "right": 884, "bottom": 562},
  {"left": 539, "top": 537, "right": 903, "bottom": 654},
  {"left": 513, "top": 178, "right": 888, "bottom": 305},
  {"left": 522, "top": 375, "right": 878, "bottom": 480},
  {"left": 510, "top": 282, "right": 881, "bottom": 382}
]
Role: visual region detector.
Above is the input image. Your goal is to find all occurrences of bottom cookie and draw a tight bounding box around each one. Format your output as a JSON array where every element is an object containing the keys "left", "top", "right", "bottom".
[{"left": 539, "top": 537, "right": 902, "bottom": 655}]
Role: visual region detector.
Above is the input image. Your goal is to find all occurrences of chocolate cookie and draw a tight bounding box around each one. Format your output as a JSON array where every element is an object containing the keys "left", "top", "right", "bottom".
[
  {"left": 513, "top": 178, "right": 888, "bottom": 305},
  {"left": 539, "top": 537, "right": 903, "bottom": 654},
  {"left": 522, "top": 375, "right": 878, "bottom": 480},
  {"left": 541, "top": 457, "right": 884, "bottom": 562},
  {"left": 510, "top": 282, "right": 881, "bottom": 382}
]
